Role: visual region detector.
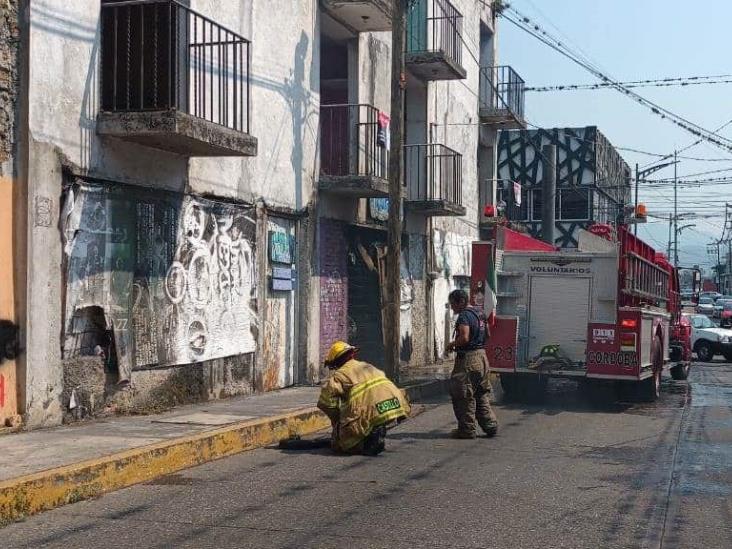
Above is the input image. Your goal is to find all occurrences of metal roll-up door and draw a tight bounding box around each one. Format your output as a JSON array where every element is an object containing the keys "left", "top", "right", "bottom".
[{"left": 528, "top": 276, "right": 591, "bottom": 362}]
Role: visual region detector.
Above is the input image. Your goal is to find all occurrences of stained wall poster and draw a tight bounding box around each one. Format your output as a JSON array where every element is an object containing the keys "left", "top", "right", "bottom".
[{"left": 64, "top": 182, "right": 257, "bottom": 378}]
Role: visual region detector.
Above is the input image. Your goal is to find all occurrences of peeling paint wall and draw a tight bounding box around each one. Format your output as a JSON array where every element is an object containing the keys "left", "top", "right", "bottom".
[
  {"left": 62, "top": 182, "right": 258, "bottom": 379},
  {"left": 187, "top": 0, "right": 319, "bottom": 210},
  {"left": 259, "top": 216, "right": 296, "bottom": 391},
  {"left": 20, "top": 0, "right": 322, "bottom": 426},
  {"left": 432, "top": 229, "right": 473, "bottom": 359},
  {"left": 404, "top": 234, "right": 428, "bottom": 367},
  {"left": 318, "top": 218, "right": 349, "bottom": 364}
]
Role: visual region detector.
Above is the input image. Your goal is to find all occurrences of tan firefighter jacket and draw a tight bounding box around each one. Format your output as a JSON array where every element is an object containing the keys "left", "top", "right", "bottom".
[{"left": 317, "top": 359, "right": 410, "bottom": 452}]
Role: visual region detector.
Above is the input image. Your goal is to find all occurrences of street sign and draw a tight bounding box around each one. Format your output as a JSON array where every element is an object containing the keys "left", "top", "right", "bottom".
[
  {"left": 271, "top": 277, "right": 294, "bottom": 291},
  {"left": 269, "top": 230, "right": 293, "bottom": 264},
  {"left": 272, "top": 266, "right": 293, "bottom": 280}
]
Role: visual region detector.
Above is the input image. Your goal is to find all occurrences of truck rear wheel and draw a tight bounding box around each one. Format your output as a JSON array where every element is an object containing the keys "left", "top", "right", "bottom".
[
  {"left": 500, "top": 374, "right": 547, "bottom": 402},
  {"left": 500, "top": 374, "right": 521, "bottom": 400},
  {"left": 670, "top": 363, "right": 690, "bottom": 380},
  {"left": 639, "top": 338, "right": 663, "bottom": 402}
]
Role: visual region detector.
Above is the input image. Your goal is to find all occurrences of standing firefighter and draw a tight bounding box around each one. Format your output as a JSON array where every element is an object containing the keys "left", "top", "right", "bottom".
[
  {"left": 318, "top": 341, "right": 410, "bottom": 455},
  {"left": 446, "top": 289, "right": 498, "bottom": 439}
]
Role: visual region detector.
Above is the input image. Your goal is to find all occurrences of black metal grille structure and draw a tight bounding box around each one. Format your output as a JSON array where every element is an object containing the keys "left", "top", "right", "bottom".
[
  {"left": 320, "top": 104, "right": 388, "bottom": 180},
  {"left": 406, "top": 0, "right": 463, "bottom": 66},
  {"left": 480, "top": 65, "right": 525, "bottom": 120},
  {"left": 100, "top": 0, "right": 251, "bottom": 133},
  {"left": 405, "top": 143, "right": 462, "bottom": 205}
]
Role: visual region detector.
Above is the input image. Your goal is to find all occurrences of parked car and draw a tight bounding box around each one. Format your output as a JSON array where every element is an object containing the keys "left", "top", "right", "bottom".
[
  {"left": 686, "top": 313, "right": 732, "bottom": 361},
  {"left": 701, "top": 291, "right": 722, "bottom": 298},
  {"left": 713, "top": 297, "right": 732, "bottom": 317},
  {"left": 721, "top": 302, "right": 732, "bottom": 328},
  {"left": 697, "top": 296, "right": 715, "bottom": 316}
]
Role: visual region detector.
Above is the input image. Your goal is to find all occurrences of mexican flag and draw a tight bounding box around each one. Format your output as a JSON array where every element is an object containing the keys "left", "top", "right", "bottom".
[{"left": 485, "top": 249, "right": 498, "bottom": 327}]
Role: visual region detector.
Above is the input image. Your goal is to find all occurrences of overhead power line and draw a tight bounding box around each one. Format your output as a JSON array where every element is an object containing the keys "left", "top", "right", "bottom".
[
  {"left": 617, "top": 146, "right": 732, "bottom": 162},
  {"left": 501, "top": 6, "right": 732, "bottom": 155},
  {"left": 527, "top": 75, "right": 732, "bottom": 93},
  {"left": 640, "top": 118, "right": 732, "bottom": 169}
]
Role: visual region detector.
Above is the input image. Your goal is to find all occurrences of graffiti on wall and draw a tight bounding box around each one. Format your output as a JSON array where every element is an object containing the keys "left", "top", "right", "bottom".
[
  {"left": 62, "top": 182, "right": 257, "bottom": 381},
  {"left": 432, "top": 229, "right": 472, "bottom": 359}
]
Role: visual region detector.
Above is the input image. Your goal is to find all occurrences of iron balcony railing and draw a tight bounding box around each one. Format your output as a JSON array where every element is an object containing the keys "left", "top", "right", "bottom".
[
  {"left": 479, "top": 65, "right": 525, "bottom": 120},
  {"left": 320, "top": 104, "right": 388, "bottom": 181},
  {"left": 100, "top": 0, "right": 251, "bottom": 133},
  {"left": 406, "top": 0, "right": 463, "bottom": 67},
  {"left": 405, "top": 144, "right": 462, "bottom": 205}
]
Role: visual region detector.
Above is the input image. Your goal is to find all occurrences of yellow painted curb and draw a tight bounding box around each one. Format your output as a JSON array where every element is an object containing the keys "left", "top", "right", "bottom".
[{"left": 0, "top": 407, "right": 330, "bottom": 524}]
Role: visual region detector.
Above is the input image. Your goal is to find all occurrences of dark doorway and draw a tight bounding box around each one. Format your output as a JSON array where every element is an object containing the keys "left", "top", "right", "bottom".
[{"left": 347, "top": 227, "right": 386, "bottom": 369}]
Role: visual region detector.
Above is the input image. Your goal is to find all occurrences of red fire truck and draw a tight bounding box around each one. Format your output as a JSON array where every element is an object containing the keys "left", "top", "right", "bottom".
[{"left": 471, "top": 224, "right": 691, "bottom": 401}]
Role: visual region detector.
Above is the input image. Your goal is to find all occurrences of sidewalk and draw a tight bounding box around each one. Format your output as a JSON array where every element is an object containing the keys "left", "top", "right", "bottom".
[{"left": 0, "top": 379, "right": 446, "bottom": 523}]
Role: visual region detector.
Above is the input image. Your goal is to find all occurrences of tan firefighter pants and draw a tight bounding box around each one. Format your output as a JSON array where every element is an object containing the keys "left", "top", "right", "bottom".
[{"left": 450, "top": 350, "right": 498, "bottom": 435}]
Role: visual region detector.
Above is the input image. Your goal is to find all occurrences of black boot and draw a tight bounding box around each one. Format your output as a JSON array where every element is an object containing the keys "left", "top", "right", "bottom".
[
  {"left": 363, "top": 426, "right": 387, "bottom": 456},
  {"left": 480, "top": 420, "right": 498, "bottom": 438}
]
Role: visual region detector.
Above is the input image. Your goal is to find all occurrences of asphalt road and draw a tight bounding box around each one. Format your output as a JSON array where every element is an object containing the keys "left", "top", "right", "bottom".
[{"left": 3, "top": 362, "right": 731, "bottom": 549}]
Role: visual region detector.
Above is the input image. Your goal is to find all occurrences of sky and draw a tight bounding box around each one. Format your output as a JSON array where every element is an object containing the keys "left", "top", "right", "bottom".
[{"left": 497, "top": 0, "right": 732, "bottom": 269}]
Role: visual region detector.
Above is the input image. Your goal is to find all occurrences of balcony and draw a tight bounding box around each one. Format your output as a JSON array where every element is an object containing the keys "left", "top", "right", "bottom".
[
  {"left": 319, "top": 104, "right": 390, "bottom": 198},
  {"left": 479, "top": 66, "right": 526, "bottom": 129},
  {"left": 405, "top": 0, "right": 466, "bottom": 81},
  {"left": 405, "top": 144, "right": 465, "bottom": 216},
  {"left": 321, "top": 0, "right": 393, "bottom": 33},
  {"left": 97, "top": 0, "right": 257, "bottom": 157}
]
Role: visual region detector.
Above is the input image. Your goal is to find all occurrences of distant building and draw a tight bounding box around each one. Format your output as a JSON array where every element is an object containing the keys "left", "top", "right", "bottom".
[{"left": 497, "top": 127, "right": 631, "bottom": 248}]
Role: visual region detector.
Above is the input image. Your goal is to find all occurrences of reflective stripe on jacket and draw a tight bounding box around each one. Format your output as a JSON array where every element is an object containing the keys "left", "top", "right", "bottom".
[{"left": 317, "top": 359, "right": 410, "bottom": 451}]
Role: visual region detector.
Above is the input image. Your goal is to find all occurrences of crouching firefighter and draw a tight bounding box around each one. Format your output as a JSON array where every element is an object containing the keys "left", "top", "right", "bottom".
[
  {"left": 446, "top": 289, "right": 498, "bottom": 439},
  {"left": 318, "top": 341, "right": 410, "bottom": 455}
]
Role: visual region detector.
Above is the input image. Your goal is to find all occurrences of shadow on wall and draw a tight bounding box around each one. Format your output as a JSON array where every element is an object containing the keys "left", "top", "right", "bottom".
[{"left": 248, "top": 31, "right": 316, "bottom": 210}]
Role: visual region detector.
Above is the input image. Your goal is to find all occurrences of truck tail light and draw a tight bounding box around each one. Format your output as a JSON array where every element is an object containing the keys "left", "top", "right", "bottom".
[
  {"left": 620, "top": 319, "right": 637, "bottom": 328},
  {"left": 620, "top": 332, "right": 637, "bottom": 351}
]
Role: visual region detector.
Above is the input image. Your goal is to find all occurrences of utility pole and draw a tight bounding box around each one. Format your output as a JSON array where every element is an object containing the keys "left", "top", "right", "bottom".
[
  {"left": 634, "top": 163, "right": 639, "bottom": 236},
  {"left": 633, "top": 157, "right": 678, "bottom": 236},
  {"left": 385, "top": 0, "right": 406, "bottom": 383},
  {"left": 667, "top": 214, "right": 673, "bottom": 258},
  {"left": 541, "top": 144, "right": 557, "bottom": 246},
  {"left": 673, "top": 150, "right": 679, "bottom": 266}
]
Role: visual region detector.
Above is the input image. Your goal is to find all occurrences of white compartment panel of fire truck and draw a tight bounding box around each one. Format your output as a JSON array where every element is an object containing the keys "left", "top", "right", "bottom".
[{"left": 477, "top": 226, "right": 677, "bottom": 390}]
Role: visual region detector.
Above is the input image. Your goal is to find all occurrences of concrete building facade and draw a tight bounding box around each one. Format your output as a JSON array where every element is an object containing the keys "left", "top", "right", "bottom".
[
  {"left": 5, "top": 0, "right": 524, "bottom": 429},
  {"left": 497, "top": 126, "right": 631, "bottom": 248}
]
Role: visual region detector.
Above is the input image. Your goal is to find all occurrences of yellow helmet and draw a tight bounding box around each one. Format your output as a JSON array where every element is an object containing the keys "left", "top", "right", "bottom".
[{"left": 324, "top": 341, "right": 356, "bottom": 368}]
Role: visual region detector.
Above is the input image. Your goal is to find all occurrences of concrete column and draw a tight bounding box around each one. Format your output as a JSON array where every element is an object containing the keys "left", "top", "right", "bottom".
[{"left": 541, "top": 144, "right": 557, "bottom": 246}]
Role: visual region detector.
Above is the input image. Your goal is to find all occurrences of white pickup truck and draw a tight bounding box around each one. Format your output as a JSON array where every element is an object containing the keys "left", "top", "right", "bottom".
[{"left": 686, "top": 313, "right": 732, "bottom": 362}]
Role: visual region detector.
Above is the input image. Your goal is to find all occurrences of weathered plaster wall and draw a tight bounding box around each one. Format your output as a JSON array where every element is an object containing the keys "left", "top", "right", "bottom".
[
  {"left": 403, "top": 234, "right": 428, "bottom": 367},
  {"left": 27, "top": 2, "right": 188, "bottom": 191},
  {"left": 22, "top": 0, "right": 322, "bottom": 426},
  {"left": 430, "top": 0, "right": 483, "bottom": 241},
  {"left": 318, "top": 218, "right": 348, "bottom": 364},
  {"left": 188, "top": 0, "right": 320, "bottom": 211},
  {"left": 23, "top": 138, "right": 65, "bottom": 426}
]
